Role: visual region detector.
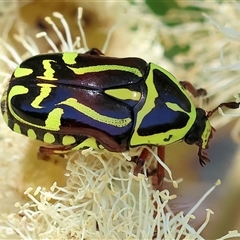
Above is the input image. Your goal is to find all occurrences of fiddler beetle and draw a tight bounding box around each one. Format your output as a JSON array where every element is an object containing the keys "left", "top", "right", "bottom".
[{"left": 1, "top": 48, "right": 239, "bottom": 169}]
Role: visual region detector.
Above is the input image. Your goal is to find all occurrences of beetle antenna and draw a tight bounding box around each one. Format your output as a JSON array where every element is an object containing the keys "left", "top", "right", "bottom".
[{"left": 207, "top": 102, "right": 240, "bottom": 118}]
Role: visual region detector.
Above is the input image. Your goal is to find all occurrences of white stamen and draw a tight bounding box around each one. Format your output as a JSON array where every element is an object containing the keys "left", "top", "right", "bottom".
[
  {"left": 187, "top": 180, "right": 221, "bottom": 216},
  {"left": 53, "top": 11, "right": 73, "bottom": 51},
  {"left": 13, "top": 34, "right": 37, "bottom": 56},
  {"left": 77, "top": 7, "right": 89, "bottom": 50},
  {"left": 45, "top": 16, "right": 69, "bottom": 51},
  {"left": 36, "top": 32, "right": 59, "bottom": 52},
  {"left": 0, "top": 38, "right": 22, "bottom": 64}
]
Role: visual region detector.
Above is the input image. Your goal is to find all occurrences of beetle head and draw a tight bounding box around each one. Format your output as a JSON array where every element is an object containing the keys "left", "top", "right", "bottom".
[
  {"left": 185, "top": 101, "right": 240, "bottom": 166},
  {"left": 184, "top": 108, "right": 213, "bottom": 166}
]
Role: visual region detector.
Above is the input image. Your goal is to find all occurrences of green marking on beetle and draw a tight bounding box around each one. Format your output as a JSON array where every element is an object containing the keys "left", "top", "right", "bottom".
[
  {"left": 13, "top": 123, "right": 21, "bottom": 134},
  {"left": 165, "top": 102, "right": 188, "bottom": 113},
  {"left": 62, "top": 52, "right": 78, "bottom": 65},
  {"left": 68, "top": 65, "right": 143, "bottom": 77},
  {"left": 201, "top": 120, "right": 212, "bottom": 149},
  {"left": 53, "top": 137, "right": 100, "bottom": 154},
  {"left": 8, "top": 86, "right": 29, "bottom": 123},
  {"left": 7, "top": 85, "right": 63, "bottom": 131},
  {"left": 27, "top": 129, "right": 37, "bottom": 139},
  {"left": 105, "top": 88, "right": 141, "bottom": 101},
  {"left": 2, "top": 112, "right": 8, "bottom": 125},
  {"left": 130, "top": 64, "right": 158, "bottom": 145},
  {"left": 31, "top": 83, "right": 56, "bottom": 109},
  {"left": 62, "top": 135, "right": 76, "bottom": 145},
  {"left": 43, "top": 132, "right": 55, "bottom": 144},
  {"left": 37, "top": 60, "right": 57, "bottom": 80},
  {"left": 14, "top": 67, "right": 33, "bottom": 78},
  {"left": 58, "top": 97, "right": 131, "bottom": 127},
  {"left": 45, "top": 108, "right": 64, "bottom": 131}
]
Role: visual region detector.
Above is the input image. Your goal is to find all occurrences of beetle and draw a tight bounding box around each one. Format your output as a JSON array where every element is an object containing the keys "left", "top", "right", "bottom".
[{"left": 1, "top": 48, "right": 239, "bottom": 169}]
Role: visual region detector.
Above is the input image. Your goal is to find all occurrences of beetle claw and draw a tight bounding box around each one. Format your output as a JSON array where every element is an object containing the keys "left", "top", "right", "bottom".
[{"left": 198, "top": 146, "right": 210, "bottom": 167}]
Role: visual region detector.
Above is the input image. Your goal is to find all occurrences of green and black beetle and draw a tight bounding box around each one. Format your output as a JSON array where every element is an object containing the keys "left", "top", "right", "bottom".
[{"left": 1, "top": 48, "right": 239, "bottom": 166}]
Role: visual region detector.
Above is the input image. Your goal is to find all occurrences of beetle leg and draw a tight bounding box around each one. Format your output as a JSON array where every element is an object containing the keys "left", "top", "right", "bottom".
[
  {"left": 133, "top": 148, "right": 149, "bottom": 175},
  {"left": 157, "top": 146, "right": 165, "bottom": 186},
  {"left": 134, "top": 147, "right": 165, "bottom": 189},
  {"left": 39, "top": 144, "right": 74, "bottom": 154},
  {"left": 148, "top": 147, "right": 165, "bottom": 190},
  {"left": 180, "top": 81, "right": 207, "bottom": 98}
]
